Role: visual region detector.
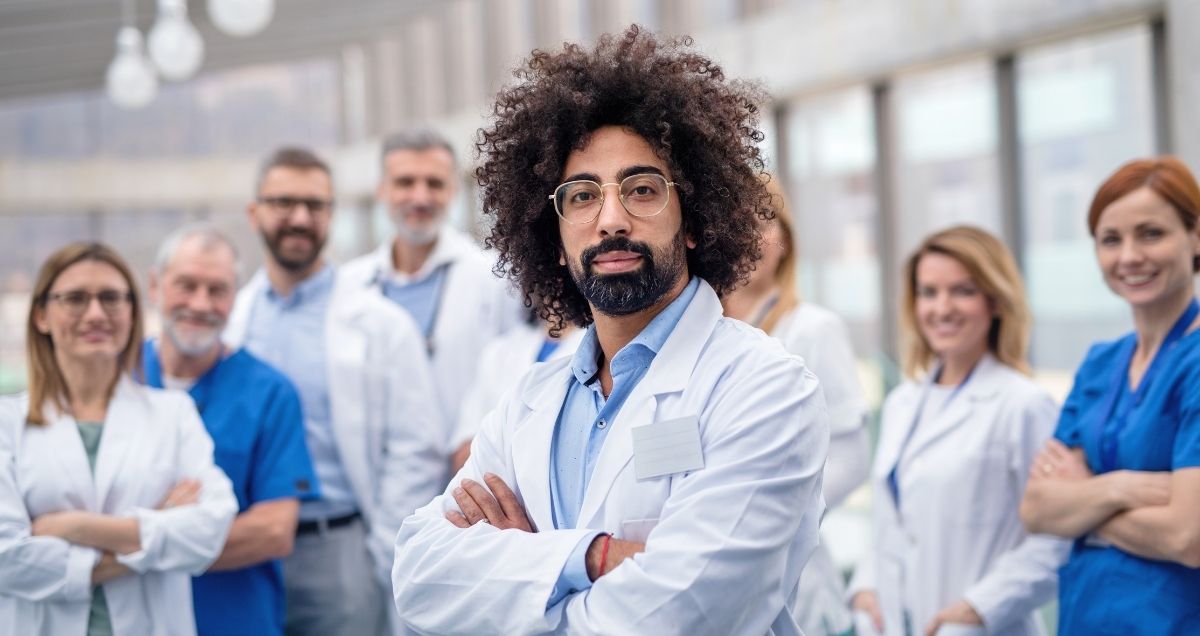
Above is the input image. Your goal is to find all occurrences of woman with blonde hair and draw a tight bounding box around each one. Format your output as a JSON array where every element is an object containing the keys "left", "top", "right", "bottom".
[
  {"left": 1021, "top": 157, "right": 1200, "bottom": 635},
  {"left": 847, "top": 226, "right": 1067, "bottom": 636},
  {"left": 0, "top": 242, "right": 236, "bottom": 635},
  {"left": 723, "top": 176, "right": 871, "bottom": 636}
]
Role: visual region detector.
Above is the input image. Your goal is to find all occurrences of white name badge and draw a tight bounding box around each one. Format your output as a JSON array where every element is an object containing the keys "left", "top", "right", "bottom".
[{"left": 631, "top": 415, "right": 704, "bottom": 481}]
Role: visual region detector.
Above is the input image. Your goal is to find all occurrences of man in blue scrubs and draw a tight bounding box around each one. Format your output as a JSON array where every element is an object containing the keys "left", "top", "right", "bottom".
[{"left": 143, "top": 225, "right": 318, "bottom": 636}]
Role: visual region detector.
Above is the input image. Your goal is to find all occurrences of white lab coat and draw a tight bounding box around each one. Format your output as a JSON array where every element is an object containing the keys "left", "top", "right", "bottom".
[
  {"left": 392, "top": 280, "right": 830, "bottom": 636},
  {"left": 847, "top": 354, "right": 1070, "bottom": 636},
  {"left": 225, "top": 268, "right": 446, "bottom": 588},
  {"left": 450, "top": 323, "right": 585, "bottom": 449},
  {"left": 340, "top": 227, "right": 525, "bottom": 450},
  {"left": 771, "top": 304, "right": 871, "bottom": 636},
  {"left": 0, "top": 377, "right": 237, "bottom": 636}
]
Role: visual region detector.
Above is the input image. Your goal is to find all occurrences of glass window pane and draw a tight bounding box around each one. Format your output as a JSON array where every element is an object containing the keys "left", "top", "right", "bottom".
[
  {"left": 783, "top": 86, "right": 882, "bottom": 381},
  {"left": 892, "top": 60, "right": 1002, "bottom": 263},
  {"left": 1017, "top": 25, "right": 1155, "bottom": 375}
]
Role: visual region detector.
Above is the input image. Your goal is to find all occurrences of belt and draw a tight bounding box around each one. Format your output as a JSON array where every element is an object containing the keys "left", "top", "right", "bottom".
[{"left": 296, "top": 511, "right": 361, "bottom": 536}]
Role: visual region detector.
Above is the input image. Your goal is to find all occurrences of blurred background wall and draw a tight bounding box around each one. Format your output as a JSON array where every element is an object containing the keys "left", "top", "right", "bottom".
[{"left": 2, "top": 0, "right": 1197, "bottom": 401}]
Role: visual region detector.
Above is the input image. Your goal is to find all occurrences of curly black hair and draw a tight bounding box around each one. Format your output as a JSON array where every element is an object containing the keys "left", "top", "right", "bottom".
[{"left": 477, "top": 24, "right": 773, "bottom": 330}]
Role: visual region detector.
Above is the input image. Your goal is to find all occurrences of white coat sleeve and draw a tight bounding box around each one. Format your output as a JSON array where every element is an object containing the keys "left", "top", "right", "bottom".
[
  {"left": 117, "top": 395, "right": 237, "bottom": 575},
  {"left": 779, "top": 313, "right": 869, "bottom": 508},
  {"left": 450, "top": 340, "right": 506, "bottom": 449},
  {"left": 0, "top": 400, "right": 99, "bottom": 602},
  {"left": 369, "top": 322, "right": 449, "bottom": 586},
  {"left": 961, "top": 390, "right": 1071, "bottom": 630},
  {"left": 557, "top": 355, "right": 829, "bottom": 635},
  {"left": 392, "top": 387, "right": 598, "bottom": 636}
]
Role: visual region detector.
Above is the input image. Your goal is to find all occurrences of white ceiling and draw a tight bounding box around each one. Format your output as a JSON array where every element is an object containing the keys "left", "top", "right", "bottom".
[{"left": 0, "top": 0, "right": 440, "bottom": 102}]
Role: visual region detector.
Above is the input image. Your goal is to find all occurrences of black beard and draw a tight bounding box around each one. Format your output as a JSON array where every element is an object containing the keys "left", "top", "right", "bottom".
[
  {"left": 569, "top": 233, "right": 687, "bottom": 317},
  {"left": 263, "top": 226, "right": 324, "bottom": 272}
]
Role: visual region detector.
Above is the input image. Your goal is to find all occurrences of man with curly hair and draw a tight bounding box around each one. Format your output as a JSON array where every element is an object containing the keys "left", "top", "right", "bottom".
[{"left": 392, "top": 26, "right": 829, "bottom": 635}]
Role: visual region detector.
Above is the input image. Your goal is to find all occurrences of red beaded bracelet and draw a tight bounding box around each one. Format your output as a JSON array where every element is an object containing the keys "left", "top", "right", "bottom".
[{"left": 599, "top": 533, "right": 613, "bottom": 577}]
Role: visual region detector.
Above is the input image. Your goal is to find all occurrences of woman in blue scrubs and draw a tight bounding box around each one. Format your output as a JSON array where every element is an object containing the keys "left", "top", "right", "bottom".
[{"left": 1020, "top": 156, "right": 1200, "bottom": 635}]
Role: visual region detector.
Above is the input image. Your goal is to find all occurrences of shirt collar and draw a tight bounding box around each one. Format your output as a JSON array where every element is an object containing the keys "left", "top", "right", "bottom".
[
  {"left": 263, "top": 264, "right": 335, "bottom": 308},
  {"left": 374, "top": 227, "right": 468, "bottom": 285},
  {"left": 569, "top": 276, "right": 701, "bottom": 385}
]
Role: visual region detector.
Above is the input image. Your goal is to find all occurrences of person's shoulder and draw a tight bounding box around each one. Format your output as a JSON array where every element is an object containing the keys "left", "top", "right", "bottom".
[
  {"left": 710, "top": 316, "right": 805, "bottom": 375},
  {"left": 788, "top": 302, "right": 846, "bottom": 331},
  {"left": 0, "top": 392, "right": 29, "bottom": 439},
  {"left": 338, "top": 248, "right": 380, "bottom": 281},
  {"left": 1077, "top": 333, "right": 1132, "bottom": 372},
  {"left": 223, "top": 349, "right": 298, "bottom": 395}
]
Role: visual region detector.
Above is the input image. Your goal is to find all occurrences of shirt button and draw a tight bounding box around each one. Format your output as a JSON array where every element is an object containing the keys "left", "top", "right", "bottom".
[{"left": 597, "top": 419, "right": 607, "bottom": 429}]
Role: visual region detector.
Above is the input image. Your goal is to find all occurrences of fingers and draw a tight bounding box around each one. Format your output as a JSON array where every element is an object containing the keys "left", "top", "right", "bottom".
[
  {"left": 870, "top": 606, "right": 885, "bottom": 633},
  {"left": 484, "top": 473, "right": 531, "bottom": 530},
  {"left": 461, "top": 479, "right": 504, "bottom": 523},
  {"left": 923, "top": 615, "right": 942, "bottom": 636},
  {"left": 444, "top": 510, "right": 471, "bottom": 528},
  {"left": 1045, "top": 438, "right": 1072, "bottom": 460},
  {"left": 452, "top": 485, "right": 486, "bottom": 525}
]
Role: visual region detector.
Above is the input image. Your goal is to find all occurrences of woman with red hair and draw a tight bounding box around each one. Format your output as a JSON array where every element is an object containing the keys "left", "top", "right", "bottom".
[{"left": 1020, "top": 156, "right": 1200, "bottom": 634}]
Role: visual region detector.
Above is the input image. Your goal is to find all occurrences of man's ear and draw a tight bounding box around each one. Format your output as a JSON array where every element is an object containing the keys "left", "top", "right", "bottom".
[{"left": 146, "top": 270, "right": 160, "bottom": 306}]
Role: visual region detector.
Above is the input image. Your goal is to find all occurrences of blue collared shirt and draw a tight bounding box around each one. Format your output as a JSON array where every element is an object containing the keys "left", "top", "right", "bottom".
[
  {"left": 547, "top": 277, "right": 700, "bottom": 605},
  {"left": 378, "top": 264, "right": 450, "bottom": 348},
  {"left": 242, "top": 266, "right": 358, "bottom": 521}
]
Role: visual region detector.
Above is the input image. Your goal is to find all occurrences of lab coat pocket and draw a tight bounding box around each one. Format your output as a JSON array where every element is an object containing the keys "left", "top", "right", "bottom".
[{"left": 619, "top": 518, "right": 660, "bottom": 543}]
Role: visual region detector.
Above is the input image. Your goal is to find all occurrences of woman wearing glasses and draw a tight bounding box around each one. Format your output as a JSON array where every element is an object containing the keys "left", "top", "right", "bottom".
[
  {"left": 0, "top": 242, "right": 236, "bottom": 635},
  {"left": 722, "top": 178, "right": 869, "bottom": 636},
  {"left": 1020, "top": 157, "right": 1200, "bottom": 635},
  {"left": 848, "top": 226, "right": 1067, "bottom": 636}
]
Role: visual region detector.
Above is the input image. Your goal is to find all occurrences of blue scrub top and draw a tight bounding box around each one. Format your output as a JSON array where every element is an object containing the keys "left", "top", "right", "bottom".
[
  {"left": 1053, "top": 330, "right": 1200, "bottom": 635},
  {"left": 143, "top": 340, "right": 319, "bottom": 636}
]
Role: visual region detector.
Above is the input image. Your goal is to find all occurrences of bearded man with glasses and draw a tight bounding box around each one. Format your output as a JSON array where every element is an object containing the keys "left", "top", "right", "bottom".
[
  {"left": 224, "top": 147, "right": 445, "bottom": 636},
  {"left": 392, "top": 25, "right": 830, "bottom": 636}
]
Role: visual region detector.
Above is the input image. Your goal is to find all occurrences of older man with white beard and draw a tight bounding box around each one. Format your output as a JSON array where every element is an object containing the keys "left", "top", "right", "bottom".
[{"left": 141, "top": 224, "right": 318, "bottom": 636}]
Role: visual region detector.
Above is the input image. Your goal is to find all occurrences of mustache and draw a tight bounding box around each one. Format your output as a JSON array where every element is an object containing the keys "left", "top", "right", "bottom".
[
  {"left": 168, "top": 308, "right": 223, "bottom": 327},
  {"left": 580, "top": 237, "right": 653, "bottom": 270},
  {"left": 277, "top": 226, "right": 318, "bottom": 241}
]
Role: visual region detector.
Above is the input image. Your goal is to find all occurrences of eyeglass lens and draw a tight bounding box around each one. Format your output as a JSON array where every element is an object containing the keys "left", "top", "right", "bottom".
[{"left": 554, "top": 173, "right": 671, "bottom": 223}]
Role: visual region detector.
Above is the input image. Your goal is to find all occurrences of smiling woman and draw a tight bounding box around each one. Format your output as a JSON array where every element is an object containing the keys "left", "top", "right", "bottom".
[
  {"left": 1020, "top": 156, "right": 1200, "bottom": 636},
  {"left": 849, "top": 226, "right": 1068, "bottom": 636},
  {"left": 0, "top": 242, "right": 236, "bottom": 636}
]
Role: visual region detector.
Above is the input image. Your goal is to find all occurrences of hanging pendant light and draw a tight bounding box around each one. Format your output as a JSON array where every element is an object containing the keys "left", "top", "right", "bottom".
[
  {"left": 106, "top": 26, "right": 159, "bottom": 109},
  {"left": 208, "top": 0, "right": 275, "bottom": 37},
  {"left": 148, "top": 0, "right": 205, "bottom": 81}
]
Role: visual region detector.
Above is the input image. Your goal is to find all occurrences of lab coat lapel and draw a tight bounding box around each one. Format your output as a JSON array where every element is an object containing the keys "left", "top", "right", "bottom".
[
  {"left": 902, "top": 354, "right": 1002, "bottom": 463},
  {"left": 324, "top": 284, "right": 371, "bottom": 499},
  {"left": 513, "top": 369, "right": 572, "bottom": 531},
  {"left": 94, "top": 377, "right": 142, "bottom": 511},
  {"left": 873, "top": 385, "right": 923, "bottom": 480},
  {"left": 43, "top": 405, "right": 97, "bottom": 511},
  {"left": 575, "top": 282, "right": 721, "bottom": 528}
]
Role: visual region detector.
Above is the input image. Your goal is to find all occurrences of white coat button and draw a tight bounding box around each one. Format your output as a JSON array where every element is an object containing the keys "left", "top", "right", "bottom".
[{"left": 597, "top": 419, "right": 607, "bottom": 429}]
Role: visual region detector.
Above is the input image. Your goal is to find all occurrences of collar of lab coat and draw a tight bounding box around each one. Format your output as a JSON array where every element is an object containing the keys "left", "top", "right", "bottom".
[
  {"left": 369, "top": 225, "right": 477, "bottom": 285},
  {"left": 43, "top": 375, "right": 150, "bottom": 512},
  {"left": 511, "top": 279, "right": 723, "bottom": 530},
  {"left": 875, "top": 352, "right": 1007, "bottom": 482}
]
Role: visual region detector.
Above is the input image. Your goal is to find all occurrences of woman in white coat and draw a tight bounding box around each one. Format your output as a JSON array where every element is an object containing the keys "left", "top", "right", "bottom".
[
  {"left": 847, "top": 226, "right": 1069, "bottom": 636},
  {"left": 723, "top": 178, "right": 870, "bottom": 636},
  {"left": 0, "top": 242, "right": 237, "bottom": 636}
]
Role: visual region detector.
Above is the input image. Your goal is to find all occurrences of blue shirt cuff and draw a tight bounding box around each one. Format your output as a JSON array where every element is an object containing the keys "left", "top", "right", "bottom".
[{"left": 547, "top": 531, "right": 604, "bottom": 608}]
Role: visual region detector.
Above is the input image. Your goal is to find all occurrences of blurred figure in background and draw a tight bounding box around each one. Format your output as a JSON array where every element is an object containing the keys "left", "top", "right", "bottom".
[
  {"left": 224, "top": 147, "right": 444, "bottom": 636},
  {"left": 143, "top": 225, "right": 318, "bottom": 636},
  {"left": 722, "top": 176, "right": 869, "bottom": 636},
  {"left": 849, "top": 226, "right": 1067, "bottom": 636},
  {"left": 449, "top": 303, "right": 583, "bottom": 474},
  {"left": 341, "top": 128, "right": 523, "bottom": 458},
  {"left": 0, "top": 242, "right": 236, "bottom": 635},
  {"left": 1021, "top": 157, "right": 1200, "bottom": 635}
]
